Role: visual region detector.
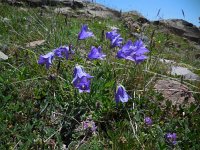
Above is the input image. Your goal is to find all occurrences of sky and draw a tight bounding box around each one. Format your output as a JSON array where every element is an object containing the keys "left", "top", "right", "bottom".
[{"left": 94, "top": 0, "right": 200, "bottom": 26}]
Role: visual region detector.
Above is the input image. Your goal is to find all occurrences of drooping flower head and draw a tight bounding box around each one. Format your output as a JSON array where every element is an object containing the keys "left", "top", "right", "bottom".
[
  {"left": 88, "top": 46, "right": 106, "bottom": 60},
  {"left": 78, "top": 24, "right": 94, "bottom": 40},
  {"left": 144, "top": 117, "right": 153, "bottom": 126},
  {"left": 38, "top": 52, "right": 54, "bottom": 69},
  {"left": 82, "top": 120, "right": 97, "bottom": 133},
  {"left": 106, "top": 30, "right": 119, "bottom": 41},
  {"left": 106, "top": 30, "right": 123, "bottom": 48},
  {"left": 74, "top": 76, "right": 91, "bottom": 93},
  {"left": 165, "top": 133, "right": 177, "bottom": 145},
  {"left": 117, "top": 39, "right": 149, "bottom": 64},
  {"left": 53, "top": 45, "right": 74, "bottom": 60},
  {"left": 116, "top": 40, "right": 133, "bottom": 58},
  {"left": 72, "top": 65, "right": 93, "bottom": 93},
  {"left": 111, "top": 34, "right": 123, "bottom": 48},
  {"left": 115, "top": 84, "right": 131, "bottom": 103},
  {"left": 73, "top": 65, "right": 93, "bottom": 79}
]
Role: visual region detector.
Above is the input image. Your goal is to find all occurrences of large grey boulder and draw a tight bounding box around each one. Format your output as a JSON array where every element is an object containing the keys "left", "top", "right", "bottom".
[
  {"left": 171, "top": 66, "right": 200, "bottom": 80},
  {"left": 154, "top": 79, "right": 195, "bottom": 107}
]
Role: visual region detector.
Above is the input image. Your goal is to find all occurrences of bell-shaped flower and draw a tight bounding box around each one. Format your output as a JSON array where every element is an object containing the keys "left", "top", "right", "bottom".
[
  {"left": 130, "top": 40, "right": 150, "bottom": 56},
  {"left": 165, "top": 133, "right": 177, "bottom": 145},
  {"left": 73, "top": 65, "right": 93, "bottom": 79},
  {"left": 111, "top": 34, "right": 123, "bottom": 48},
  {"left": 116, "top": 40, "right": 133, "bottom": 58},
  {"left": 88, "top": 46, "right": 106, "bottom": 60},
  {"left": 106, "top": 30, "right": 123, "bottom": 48},
  {"left": 83, "top": 120, "right": 97, "bottom": 133},
  {"left": 38, "top": 52, "right": 54, "bottom": 69},
  {"left": 72, "top": 65, "right": 93, "bottom": 93},
  {"left": 106, "top": 30, "right": 119, "bottom": 41},
  {"left": 144, "top": 117, "right": 153, "bottom": 126},
  {"left": 73, "top": 76, "right": 91, "bottom": 93},
  {"left": 126, "top": 40, "right": 149, "bottom": 63},
  {"left": 78, "top": 24, "right": 94, "bottom": 40},
  {"left": 53, "top": 45, "right": 74, "bottom": 60},
  {"left": 117, "top": 40, "right": 149, "bottom": 64},
  {"left": 115, "top": 84, "right": 131, "bottom": 103}
]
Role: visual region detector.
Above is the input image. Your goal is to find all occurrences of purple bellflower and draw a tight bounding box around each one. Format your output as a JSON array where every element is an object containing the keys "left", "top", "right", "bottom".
[
  {"left": 106, "top": 30, "right": 123, "bottom": 48},
  {"left": 111, "top": 34, "right": 123, "bottom": 47},
  {"left": 83, "top": 120, "right": 97, "bottom": 133},
  {"left": 115, "top": 84, "right": 131, "bottom": 103},
  {"left": 144, "top": 117, "right": 153, "bottom": 126},
  {"left": 74, "top": 76, "right": 91, "bottom": 93},
  {"left": 106, "top": 30, "right": 119, "bottom": 41},
  {"left": 117, "top": 40, "right": 149, "bottom": 64},
  {"left": 116, "top": 40, "right": 133, "bottom": 58},
  {"left": 72, "top": 65, "right": 93, "bottom": 93},
  {"left": 38, "top": 52, "right": 54, "bottom": 69},
  {"left": 78, "top": 24, "right": 94, "bottom": 40},
  {"left": 165, "top": 133, "right": 177, "bottom": 145},
  {"left": 53, "top": 45, "right": 74, "bottom": 60},
  {"left": 88, "top": 46, "right": 106, "bottom": 60},
  {"left": 72, "top": 65, "right": 93, "bottom": 79}
]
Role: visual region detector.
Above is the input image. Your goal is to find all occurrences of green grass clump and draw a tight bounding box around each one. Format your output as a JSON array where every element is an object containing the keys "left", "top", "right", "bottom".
[{"left": 0, "top": 3, "right": 200, "bottom": 150}]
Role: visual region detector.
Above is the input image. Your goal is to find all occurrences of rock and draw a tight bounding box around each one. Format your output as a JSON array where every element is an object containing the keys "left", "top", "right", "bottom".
[
  {"left": 0, "top": 51, "right": 8, "bottom": 60},
  {"left": 62, "top": 0, "right": 84, "bottom": 9},
  {"left": 123, "top": 11, "right": 150, "bottom": 24},
  {"left": 5, "top": 0, "right": 24, "bottom": 6},
  {"left": 159, "top": 58, "right": 176, "bottom": 64},
  {"left": 136, "top": 17, "right": 149, "bottom": 24},
  {"left": 86, "top": 9, "right": 117, "bottom": 18},
  {"left": 158, "top": 58, "right": 200, "bottom": 80},
  {"left": 1, "top": 17, "right": 11, "bottom": 23},
  {"left": 5, "top": 0, "right": 120, "bottom": 19},
  {"left": 154, "top": 79, "right": 195, "bottom": 107},
  {"left": 107, "top": 25, "right": 119, "bottom": 31},
  {"left": 4, "top": 0, "right": 85, "bottom": 7},
  {"left": 19, "top": 7, "right": 28, "bottom": 11},
  {"left": 26, "top": 39, "right": 45, "bottom": 48},
  {"left": 171, "top": 66, "right": 200, "bottom": 80},
  {"left": 153, "top": 19, "right": 200, "bottom": 43},
  {"left": 85, "top": 3, "right": 120, "bottom": 18},
  {"left": 122, "top": 11, "right": 150, "bottom": 37},
  {"left": 54, "top": 7, "right": 73, "bottom": 15},
  {"left": 54, "top": 2, "right": 120, "bottom": 19},
  {"left": 127, "top": 22, "right": 140, "bottom": 32}
]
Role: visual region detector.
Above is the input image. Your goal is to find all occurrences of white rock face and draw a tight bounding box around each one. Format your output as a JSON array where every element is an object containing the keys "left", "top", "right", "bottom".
[
  {"left": 0, "top": 51, "right": 8, "bottom": 60},
  {"left": 158, "top": 58, "right": 200, "bottom": 80},
  {"left": 171, "top": 66, "right": 200, "bottom": 80}
]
